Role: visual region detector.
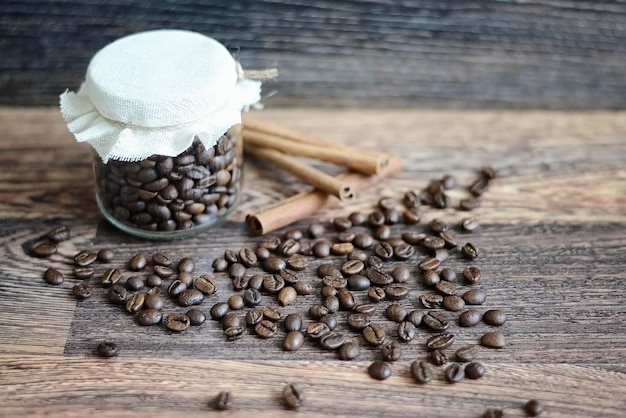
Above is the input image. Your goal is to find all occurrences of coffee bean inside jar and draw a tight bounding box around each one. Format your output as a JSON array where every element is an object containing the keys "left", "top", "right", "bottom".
[{"left": 94, "top": 127, "right": 243, "bottom": 239}]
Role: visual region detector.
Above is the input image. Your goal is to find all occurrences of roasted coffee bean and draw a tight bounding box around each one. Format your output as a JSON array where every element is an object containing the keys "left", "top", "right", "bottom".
[
  {"left": 352, "top": 233, "right": 374, "bottom": 249},
  {"left": 126, "top": 276, "right": 145, "bottom": 291},
  {"left": 406, "top": 310, "right": 424, "bottom": 327},
  {"left": 284, "top": 313, "right": 303, "bottom": 332},
  {"left": 255, "top": 247, "right": 271, "bottom": 261},
  {"left": 332, "top": 216, "right": 352, "bottom": 231},
  {"left": 167, "top": 280, "right": 187, "bottom": 297},
  {"left": 347, "top": 249, "right": 368, "bottom": 262},
  {"left": 283, "top": 383, "right": 305, "bottom": 409},
  {"left": 459, "top": 309, "right": 482, "bottom": 327},
  {"left": 125, "top": 293, "right": 145, "bottom": 313},
  {"left": 210, "top": 302, "right": 229, "bottom": 320},
  {"left": 246, "top": 274, "right": 263, "bottom": 291},
  {"left": 283, "top": 330, "right": 305, "bottom": 351},
  {"left": 44, "top": 268, "right": 64, "bottom": 285},
  {"left": 386, "top": 304, "right": 408, "bottom": 322},
  {"left": 459, "top": 217, "right": 480, "bottom": 232},
  {"left": 73, "top": 282, "right": 92, "bottom": 300},
  {"left": 279, "top": 268, "right": 299, "bottom": 285},
  {"left": 125, "top": 254, "right": 146, "bottom": 271},
  {"left": 319, "top": 331, "right": 347, "bottom": 350},
  {"left": 430, "top": 349, "right": 448, "bottom": 366},
  {"left": 469, "top": 177, "right": 490, "bottom": 196},
  {"left": 384, "top": 208, "right": 401, "bottom": 224},
  {"left": 337, "top": 289, "right": 356, "bottom": 310},
  {"left": 221, "top": 313, "right": 241, "bottom": 330},
  {"left": 346, "top": 312, "right": 371, "bottom": 330},
  {"left": 373, "top": 224, "right": 391, "bottom": 241},
  {"left": 386, "top": 283, "right": 409, "bottom": 300},
  {"left": 262, "top": 306, "right": 284, "bottom": 321},
  {"left": 282, "top": 228, "right": 303, "bottom": 241},
  {"left": 368, "top": 210, "right": 386, "bottom": 226},
  {"left": 340, "top": 259, "right": 364, "bottom": 276},
  {"left": 153, "top": 265, "right": 174, "bottom": 278},
  {"left": 366, "top": 255, "right": 384, "bottom": 269},
  {"left": 434, "top": 248, "right": 449, "bottom": 262},
  {"left": 258, "top": 235, "right": 281, "bottom": 251},
  {"left": 368, "top": 360, "right": 392, "bottom": 380},
  {"left": 481, "top": 331, "right": 506, "bottom": 348},
  {"left": 231, "top": 275, "right": 250, "bottom": 291},
  {"left": 72, "top": 266, "right": 94, "bottom": 280},
  {"left": 368, "top": 286, "right": 386, "bottom": 303},
  {"left": 372, "top": 242, "right": 393, "bottom": 260},
  {"left": 331, "top": 242, "right": 354, "bottom": 255},
  {"left": 178, "top": 289, "right": 204, "bottom": 306},
  {"left": 238, "top": 247, "right": 257, "bottom": 268},
  {"left": 442, "top": 295, "right": 465, "bottom": 312},
  {"left": 320, "top": 287, "right": 337, "bottom": 300},
  {"left": 278, "top": 286, "right": 298, "bottom": 306},
  {"left": 347, "top": 211, "right": 366, "bottom": 225},
  {"left": 362, "top": 324, "right": 386, "bottom": 347},
  {"left": 177, "top": 257, "right": 195, "bottom": 273},
  {"left": 524, "top": 399, "right": 544, "bottom": 416},
  {"left": 422, "top": 270, "right": 440, "bottom": 286},
  {"left": 402, "top": 207, "right": 420, "bottom": 224},
  {"left": 72, "top": 250, "right": 96, "bottom": 267},
  {"left": 293, "top": 280, "right": 313, "bottom": 295},
  {"left": 245, "top": 308, "right": 264, "bottom": 326},
  {"left": 186, "top": 308, "right": 206, "bottom": 326},
  {"left": 101, "top": 268, "right": 123, "bottom": 286},
  {"left": 484, "top": 309, "right": 507, "bottom": 326},
  {"left": 437, "top": 268, "right": 454, "bottom": 283},
  {"left": 308, "top": 304, "right": 330, "bottom": 319},
  {"left": 243, "top": 287, "right": 262, "bottom": 307},
  {"left": 107, "top": 284, "right": 127, "bottom": 304},
  {"left": 411, "top": 360, "right": 433, "bottom": 384},
  {"left": 438, "top": 231, "right": 458, "bottom": 249},
  {"left": 462, "top": 288, "right": 486, "bottom": 305},
  {"left": 96, "top": 248, "right": 114, "bottom": 263},
  {"left": 465, "top": 362, "right": 486, "bottom": 379},
  {"left": 420, "top": 293, "right": 444, "bottom": 309},
  {"left": 262, "top": 274, "right": 285, "bottom": 294},
  {"left": 164, "top": 313, "right": 191, "bottom": 332},
  {"left": 212, "top": 258, "right": 228, "bottom": 272},
  {"left": 226, "top": 294, "right": 244, "bottom": 310},
  {"left": 46, "top": 225, "right": 70, "bottom": 243},
  {"left": 460, "top": 197, "right": 481, "bottom": 211},
  {"left": 381, "top": 341, "right": 402, "bottom": 362},
  {"left": 348, "top": 274, "right": 370, "bottom": 291},
  {"left": 263, "top": 256, "right": 286, "bottom": 273},
  {"left": 255, "top": 319, "right": 278, "bottom": 338},
  {"left": 307, "top": 223, "right": 325, "bottom": 238},
  {"left": 423, "top": 236, "right": 445, "bottom": 250},
  {"left": 96, "top": 341, "right": 119, "bottom": 358},
  {"left": 338, "top": 341, "right": 360, "bottom": 360},
  {"left": 482, "top": 409, "right": 503, "bottom": 418},
  {"left": 312, "top": 240, "right": 331, "bottom": 258},
  {"left": 366, "top": 267, "right": 394, "bottom": 286},
  {"left": 279, "top": 238, "right": 301, "bottom": 257},
  {"left": 418, "top": 257, "right": 440, "bottom": 272},
  {"left": 192, "top": 274, "right": 217, "bottom": 295},
  {"left": 224, "top": 326, "right": 245, "bottom": 341},
  {"left": 223, "top": 249, "right": 238, "bottom": 264},
  {"left": 397, "top": 321, "right": 417, "bottom": 342},
  {"left": 286, "top": 254, "right": 308, "bottom": 271},
  {"left": 137, "top": 308, "right": 162, "bottom": 326},
  {"left": 145, "top": 274, "right": 162, "bottom": 288},
  {"left": 463, "top": 266, "right": 481, "bottom": 284},
  {"left": 150, "top": 253, "right": 171, "bottom": 267},
  {"left": 391, "top": 265, "right": 410, "bottom": 283},
  {"left": 461, "top": 242, "right": 479, "bottom": 259},
  {"left": 423, "top": 311, "right": 450, "bottom": 331},
  {"left": 144, "top": 289, "right": 164, "bottom": 310},
  {"left": 321, "top": 275, "right": 347, "bottom": 289},
  {"left": 444, "top": 363, "right": 465, "bottom": 383},
  {"left": 319, "top": 314, "right": 337, "bottom": 331},
  {"left": 228, "top": 262, "right": 246, "bottom": 279},
  {"left": 213, "top": 391, "right": 232, "bottom": 411},
  {"left": 322, "top": 295, "right": 339, "bottom": 313},
  {"left": 354, "top": 303, "right": 377, "bottom": 315},
  {"left": 427, "top": 333, "right": 455, "bottom": 351},
  {"left": 402, "top": 231, "right": 426, "bottom": 245},
  {"left": 402, "top": 190, "right": 419, "bottom": 208},
  {"left": 455, "top": 345, "right": 479, "bottom": 362},
  {"left": 306, "top": 322, "right": 331, "bottom": 339},
  {"left": 393, "top": 242, "right": 414, "bottom": 260},
  {"left": 428, "top": 218, "right": 448, "bottom": 233}
]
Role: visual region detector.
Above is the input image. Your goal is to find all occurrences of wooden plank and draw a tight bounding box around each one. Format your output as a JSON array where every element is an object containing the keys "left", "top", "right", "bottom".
[{"left": 1, "top": 1, "right": 625, "bottom": 108}]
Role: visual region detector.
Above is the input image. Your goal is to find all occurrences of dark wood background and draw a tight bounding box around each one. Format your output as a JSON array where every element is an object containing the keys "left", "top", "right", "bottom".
[{"left": 1, "top": 0, "right": 625, "bottom": 108}]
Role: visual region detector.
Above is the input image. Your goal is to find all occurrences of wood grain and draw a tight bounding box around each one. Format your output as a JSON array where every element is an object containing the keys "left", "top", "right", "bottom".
[
  {"left": 0, "top": 108, "right": 625, "bottom": 417},
  {"left": 1, "top": 1, "right": 625, "bottom": 108}
]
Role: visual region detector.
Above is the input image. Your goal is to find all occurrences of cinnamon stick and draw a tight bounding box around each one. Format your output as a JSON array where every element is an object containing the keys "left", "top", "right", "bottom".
[
  {"left": 244, "top": 145, "right": 354, "bottom": 201},
  {"left": 243, "top": 128, "right": 388, "bottom": 176},
  {"left": 245, "top": 153, "right": 403, "bottom": 235}
]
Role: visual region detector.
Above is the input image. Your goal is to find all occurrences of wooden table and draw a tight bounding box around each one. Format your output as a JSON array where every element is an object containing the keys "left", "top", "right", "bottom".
[{"left": 0, "top": 108, "right": 624, "bottom": 417}]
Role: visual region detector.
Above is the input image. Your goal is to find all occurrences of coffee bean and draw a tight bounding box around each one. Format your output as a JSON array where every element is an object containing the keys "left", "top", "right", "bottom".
[
  {"left": 401, "top": 232, "right": 425, "bottom": 245},
  {"left": 428, "top": 218, "right": 447, "bottom": 233},
  {"left": 483, "top": 309, "right": 507, "bottom": 326},
  {"left": 308, "top": 304, "right": 330, "bottom": 319},
  {"left": 353, "top": 233, "right": 374, "bottom": 249},
  {"left": 435, "top": 281, "right": 457, "bottom": 296},
  {"left": 283, "top": 331, "right": 305, "bottom": 351},
  {"left": 465, "top": 362, "right": 486, "bottom": 379},
  {"left": 385, "top": 304, "right": 408, "bottom": 322},
  {"left": 340, "top": 259, "right": 364, "bottom": 276},
  {"left": 262, "top": 274, "right": 285, "bottom": 294},
  {"left": 423, "top": 311, "right": 450, "bottom": 331},
  {"left": 228, "top": 263, "right": 246, "bottom": 279},
  {"left": 128, "top": 254, "right": 147, "bottom": 271},
  {"left": 368, "top": 360, "right": 392, "bottom": 380},
  {"left": 321, "top": 275, "right": 347, "bottom": 289},
  {"left": 461, "top": 242, "right": 479, "bottom": 259},
  {"left": 186, "top": 308, "right": 206, "bottom": 326},
  {"left": 194, "top": 274, "right": 218, "bottom": 295},
  {"left": 481, "top": 331, "right": 506, "bottom": 348},
  {"left": 482, "top": 408, "right": 503, "bottom": 418},
  {"left": 167, "top": 280, "right": 187, "bottom": 297},
  {"left": 331, "top": 216, "right": 352, "bottom": 231},
  {"left": 366, "top": 255, "right": 384, "bottom": 269},
  {"left": 283, "top": 313, "right": 303, "bottom": 332},
  {"left": 338, "top": 341, "right": 360, "bottom": 360},
  {"left": 126, "top": 276, "right": 145, "bottom": 291},
  {"left": 245, "top": 309, "right": 263, "bottom": 326},
  {"left": 318, "top": 286, "right": 336, "bottom": 299},
  {"left": 125, "top": 293, "right": 145, "bottom": 313},
  {"left": 438, "top": 231, "right": 458, "bottom": 249},
  {"left": 462, "top": 288, "right": 486, "bottom": 305},
  {"left": 524, "top": 399, "right": 544, "bottom": 416},
  {"left": 426, "top": 333, "right": 455, "bottom": 351},
  {"left": 406, "top": 310, "right": 424, "bottom": 327},
  {"left": 144, "top": 289, "right": 164, "bottom": 310},
  {"left": 153, "top": 265, "right": 174, "bottom": 279},
  {"left": 319, "top": 331, "right": 347, "bottom": 350},
  {"left": 73, "top": 266, "right": 94, "bottom": 280},
  {"left": 262, "top": 306, "right": 284, "bottom": 321},
  {"left": 421, "top": 270, "right": 440, "bottom": 286},
  {"left": 362, "top": 324, "right": 386, "bottom": 347},
  {"left": 306, "top": 322, "right": 331, "bottom": 339},
  {"left": 397, "top": 321, "right": 417, "bottom": 342},
  {"left": 145, "top": 274, "right": 162, "bottom": 288},
  {"left": 107, "top": 284, "right": 127, "bottom": 304},
  {"left": 293, "top": 280, "right": 313, "bottom": 295},
  {"left": 372, "top": 242, "right": 393, "bottom": 260},
  {"left": 320, "top": 314, "right": 337, "bottom": 331},
  {"left": 354, "top": 303, "right": 377, "bottom": 315},
  {"left": 331, "top": 242, "right": 354, "bottom": 255},
  {"left": 459, "top": 309, "right": 482, "bottom": 327},
  {"left": 419, "top": 293, "right": 443, "bottom": 309},
  {"left": 347, "top": 274, "right": 370, "bottom": 291},
  {"left": 423, "top": 236, "right": 445, "bottom": 250},
  {"left": 174, "top": 271, "right": 192, "bottom": 287},
  {"left": 337, "top": 289, "right": 356, "bottom": 310},
  {"left": 237, "top": 247, "right": 257, "bottom": 268},
  {"left": 393, "top": 242, "right": 414, "bottom": 260},
  {"left": 241, "top": 288, "right": 260, "bottom": 307},
  {"left": 43, "top": 267, "right": 64, "bottom": 285},
  {"left": 455, "top": 345, "right": 479, "bottom": 362},
  {"left": 279, "top": 238, "right": 301, "bottom": 257},
  {"left": 459, "top": 217, "right": 480, "bottom": 232},
  {"left": 434, "top": 248, "right": 449, "bottom": 262},
  {"left": 137, "top": 308, "right": 162, "bottom": 326},
  {"left": 224, "top": 326, "right": 245, "bottom": 341},
  {"left": 177, "top": 257, "right": 195, "bottom": 273},
  {"left": 222, "top": 313, "right": 241, "bottom": 330},
  {"left": 210, "top": 302, "right": 229, "bottom": 320},
  {"left": 418, "top": 257, "right": 440, "bottom": 272},
  {"left": 97, "top": 341, "right": 118, "bottom": 358},
  {"left": 442, "top": 295, "right": 465, "bottom": 312},
  {"left": 255, "top": 319, "right": 278, "bottom": 338},
  {"left": 74, "top": 250, "right": 97, "bottom": 267},
  {"left": 438, "top": 268, "right": 455, "bottom": 283},
  {"left": 46, "top": 225, "right": 70, "bottom": 243},
  {"left": 277, "top": 286, "right": 297, "bottom": 306},
  {"left": 285, "top": 254, "right": 308, "bottom": 271},
  {"left": 367, "top": 286, "right": 386, "bottom": 303},
  {"left": 312, "top": 240, "right": 331, "bottom": 258},
  {"left": 381, "top": 341, "right": 402, "bottom": 362},
  {"left": 373, "top": 224, "right": 391, "bottom": 241},
  {"left": 444, "top": 363, "right": 465, "bottom": 383},
  {"left": 307, "top": 223, "right": 325, "bottom": 238},
  {"left": 263, "top": 256, "right": 286, "bottom": 273},
  {"left": 390, "top": 265, "right": 410, "bottom": 283},
  {"left": 346, "top": 313, "right": 371, "bottom": 330},
  {"left": 101, "top": 268, "right": 123, "bottom": 286},
  {"left": 366, "top": 267, "right": 394, "bottom": 286},
  {"left": 212, "top": 258, "right": 228, "bottom": 272},
  {"left": 469, "top": 177, "right": 490, "bottom": 196},
  {"left": 460, "top": 197, "right": 481, "bottom": 211},
  {"left": 368, "top": 210, "right": 386, "bottom": 226},
  {"left": 430, "top": 349, "right": 448, "bottom": 366},
  {"left": 178, "top": 289, "right": 204, "bottom": 306},
  {"left": 213, "top": 391, "right": 232, "bottom": 411},
  {"left": 283, "top": 383, "right": 305, "bottom": 409},
  {"left": 410, "top": 360, "right": 433, "bottom": 384},
  {"left": 231, "top": 275, "right": 250, "bottom": 291},
  {"left": 462, "top": 266, "right": 481, "bottom": 285}
]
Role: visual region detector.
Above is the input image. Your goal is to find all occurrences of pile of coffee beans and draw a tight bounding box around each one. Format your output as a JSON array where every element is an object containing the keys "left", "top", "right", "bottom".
[
  {"left": 31, "top": 167, "right": 543, "bottom": 415},
  {"left": 94, "top": 128, "right": 242, "bottom": 234}
]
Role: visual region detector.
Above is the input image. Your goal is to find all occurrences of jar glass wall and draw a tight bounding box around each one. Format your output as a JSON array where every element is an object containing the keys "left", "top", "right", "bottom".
[{"left": 94, "top": 125, "right": 243, "bottom": 239}]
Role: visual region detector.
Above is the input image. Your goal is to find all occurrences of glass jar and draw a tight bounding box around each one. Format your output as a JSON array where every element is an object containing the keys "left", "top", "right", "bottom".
[{"left": 94, "top": 125, "right": 243, "bottom": 239}]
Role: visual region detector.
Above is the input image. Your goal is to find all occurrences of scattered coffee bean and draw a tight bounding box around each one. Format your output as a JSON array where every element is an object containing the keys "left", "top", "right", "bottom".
[
  {"left": 227, "top": 294, "right": 244, "bottom": 310},
  {"left": 221, "top": 313, "right": 241, "bottom": 330},
  {"left": 337, "top": 289, "right": 356, "bottom": 310},
  {"left": 194, "top": 274, "right": 218, "bottom": 295},
  {"left": 381, "top": 341, "right": 402, "bottom": 362},
  {"left": 101, "top": 268, "right": 123, "bottom": 286},
  {"left": 286, "top": 254, "right": 308, "bottom": 271},
  {"left": 444, "top": 363, "right": 465, "bottom": 383},
  {"left": 46, "top": 225, "right": 70, "bottom": 243},
  {"left": 255, "top": 319, "right": 278, "bottom": 338},
  {"left": 386, "top": 304, "right": 408, "bottom": 322},
  {"left": 167, "top": 280, "right": 187, "bottom": 297},
  {"left": 428, "top": 218, "right": 448, "bottom": 232},
  {"left": 164, "top": 313, "right": 190, "bottom": 332},
  {"left": 362, "top": 324, "right": 386, "bottom": 347},
  {"left": 423, "top": 311, "right": 450, "bottom": 331},
  {"left": 293, "top": 280, "right": 313, "bottom": 295},
  {"left": 107, "top": 284, "right": 127, "bottom": 304},
  {"left": 426, "top": 333, "right": 455, "bottom": 351},
  {"left": 144, "top": 289, "right": 164, "bottom": 310},
  {"left": 368, "top": 360, "right": 392, "bottom": 380},
  {"left": 461, "top": 242, "right": 479, "bottom": 259},
  {"left": 262, "top": 306, "right": 283, "bottom": 321},
  {"left": 44, "top": 267, "right": 64, "bottom": 285},
  {"left": 459, "top": 309, "right": 482, "bottom": 327},
  {"left": 481, "top": 331, "right": 506, "bottom": 348},
  {"left": 306, "top": 322, "right": 331, "bottom": 339},
  {"left": 243, "top": 287, "right": 262, "bottom": 307},
  {"left": 410, "top": 360, "right": 433, "bottom": 384},
  {"left": 439, "top": 267, "right": 456, "bottom": 282},
  {"left": 367, "top": 286, "right": 386, "bottom": 303},
  {"left": 420, "top": 293, "right": 444, "bottom": 309},
  {"left": 178, "top": 289, "right": 204, "bottom": 306},
  {"left": 224, "top": 326, "right": 245, "bottom": 341},
  {"left": 462, "top": 288, "right": 486, "bottom": 305},
  {"left": 460, "top": 197, "right": 481, "bottom": 211},
  {"left": 283, "top": 383, "right": 305, "bottom": 409},
  {"left": 482, "top": 408, "right": 503, "bottom": 418},
  {"left": 97, "top": 248, "right": 114, "bottom": 263},
  {"left": 245, "top": 309, "right": 264, "bottom": 326},
  {"left": 386, "top": 283, "right": 409, "bottom": 300},
  {"left": 353, "top": 303, "right": 377, "bottom": 315},
  {"left": 442, "top": 295, "right": 465, "bottom": 312},
  {"left": 465, "top": 362, "right": 486, "bottom": 379},
  {"left": 524, "top": 399, "right": 544, "bottom": 416},
  {"left": 338, "top": 341, "right": 360, "bottom": 360},
  {"left": 213, "top": 391, "right": 232, "bottom": 411},
  {"left": 187, "top": 308, "right": 206, "bottom": 325},
  {"left": 210, "top": 302, "right": 229, "bottom": 320},
  {"left": 128, "top": 254, "right": 147, "bottom": 271},
  {"left": 137, "top": 309, "right": 162, "bottom": 326},
  {"left": 284, "top": 313, "right": 303, "bottom": 332},
  {"left": 177, "top": 257, "right": 195, "bottom": 273},
  {"left": 308, "top": 304, "right": 330, "bottom": 319},
  {"left": 439, "top": 231, "right": 458, "bottom": 248},
  {"left": 97, "top": 341, "right": 118, "bottom": 358},
  {"left": 125, "top": 276, "right": 145, "bottom": 291},
  {"left": 406, "top": 310, "right": 424, "bottom": 327},
  {"left": 346, "top": 313, "right": 371, "bottom": 330},
  {"left": 263, "top": 256, "right": 286, "bottom": 273},
  {"left": 283, "top": 330, "right": 305, "bottom": 351},
  {"left": 459, "top": 217, "right": 480, "bottom": 232},
  {"left": 331, "top": 242, "right": 354, "bottom": 255},
  {"left": 73, "top": 266, "right": 95, "bottom": 280},
  {"left": 455, "top": 345, "right": 479, "bottom": 362},
  {"left": 463, "top": 266, "right": 481, "bottom": 284},
  {"left": 422, "top": 270, "right": 440, "bottom": 286},
  {"left": 277, "top": 286, "right": 297, "bottom": 306},
  {"left": 430, "top": 349, "right": 448, "bottom": 366},
  {"left": 74, "top": 250, "right": 97, "bottom": 267},
  {"left": 319, "top": 331, "right": 347, "bottom": 350},
  {"left": 418, "top": 257, "right": 440, "bottom": 272},
  {"left": 125, "top": 293, "right": 145, "bottom": 313},
  {"left": 483, "top": 309, "right": 507, "bottom": 326},
  {"left": 397, "top": 321, "right": 417, "bottom": 342}
]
